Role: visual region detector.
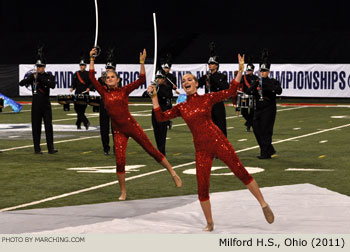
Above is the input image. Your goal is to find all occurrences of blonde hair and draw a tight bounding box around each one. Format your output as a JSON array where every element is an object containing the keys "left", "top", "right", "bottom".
[
  {"left": 182, "top": 73, "right": 198, "bottom": 83},
  {"left": 106, "top": 70, "right": 120, "bottom": 79}
]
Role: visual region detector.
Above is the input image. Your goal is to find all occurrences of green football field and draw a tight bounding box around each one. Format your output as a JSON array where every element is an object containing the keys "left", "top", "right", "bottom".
[{"left": 1, "top": 99, "right": 350, "bottom": 212}]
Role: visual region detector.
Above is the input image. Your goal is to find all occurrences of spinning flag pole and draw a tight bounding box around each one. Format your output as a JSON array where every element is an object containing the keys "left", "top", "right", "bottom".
[
  {"left": 94, "top": 0, "right": 99, "bottom": 47},
  {"left": 147, "top": 13, "right": 159, "bottom": 97},
  {"left": 152, "top": 13, "right": 157, "bottom": 82},
  {"left": 93, "top": 0, "right": 101, "bottom": 56}
]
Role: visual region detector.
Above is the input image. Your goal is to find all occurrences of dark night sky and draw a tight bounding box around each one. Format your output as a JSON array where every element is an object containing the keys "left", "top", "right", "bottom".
[{"left": 1, "top": 0, "right": 349, "bottom": 64}]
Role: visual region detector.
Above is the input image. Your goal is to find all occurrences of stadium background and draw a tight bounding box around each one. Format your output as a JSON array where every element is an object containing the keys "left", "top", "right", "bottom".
[
  {"left": 1, "top": 0, "right": 350, "bottom": 97},
  {"left": 0, "top": 0, "right": 349, "bottom": 215}
]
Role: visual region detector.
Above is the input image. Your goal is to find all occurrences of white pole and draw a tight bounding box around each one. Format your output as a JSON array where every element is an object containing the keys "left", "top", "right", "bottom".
[
  {"left": 94, "top": 0, "right": 99, "bottom": 47},
  {"left": 152, "top": 13, "right": 157, "bottom": 82}
]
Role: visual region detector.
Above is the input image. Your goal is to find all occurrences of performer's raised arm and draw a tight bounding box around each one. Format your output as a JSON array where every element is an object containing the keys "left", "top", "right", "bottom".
[
  {"left": 208, "top": 54, "right": 245, "bottom": 105},
  {"left": 124, "top": 49, "right": 147, "bottom": 95},
  {"left": 89, "top": 48, "right": 106, "bottom": 95},
  {"left": 140, "top": 49, "right": 146, "bottom": 75},
  {"left": 148, "top": 85, "right": 181, "bottom": 121}
]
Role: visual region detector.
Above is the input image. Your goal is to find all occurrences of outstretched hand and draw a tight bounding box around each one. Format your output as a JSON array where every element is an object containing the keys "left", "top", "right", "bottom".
[
  {"left": 147, "top": 84, "right": 157, "bottom": 98},
  {"left": 238, "top": 54, "right": 245, "bottom": 64},
  {"left": 147, "top": 85, "right": 154, "bottom": 94},
  {"left": 90, "top": 48, "right": 98, "bottom": 58},
  {"left": 140, "top": 49, "right": 147, "bottom": 64},
  {"left": 238, "top": 54, "right": 245, "bottom": 72}
]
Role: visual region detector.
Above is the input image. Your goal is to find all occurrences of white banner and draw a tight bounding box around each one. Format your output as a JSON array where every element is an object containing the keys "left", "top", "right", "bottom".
[
  {"left": 19, "top": 64, "right": 206, "bottom": 97},
  {"left": 19, "top": 64, "right": 350, "bottom": 97}
]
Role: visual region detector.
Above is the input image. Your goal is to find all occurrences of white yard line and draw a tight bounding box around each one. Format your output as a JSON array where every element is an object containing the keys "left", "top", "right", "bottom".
[
  {"left": 1, "top": 118, "right": 350, "bottom": 212},
  {"left": 52, "top": 109, "right": 151, "bottom": 122},
  {"left": 1, "top": 107, "right": 62, "bottom": 114},
  {"left": 52, "top": 115, "right": 99, "bottom": 122},
  {"left": 0, "top": 126, "right": 166, "bottom": 152},
  {"left": 285, "top": 168, "right": 335, "bottom": 171},
  {"left": 0, "top": 136, "right": 101, "bottom": 152},
  {"left": 0, "top": 161, "right": 195, "bottom": 212},
  {"left": 226, "top": 106, "right": 306, "bottom": 120},
  {"left": 233, "top": 123, "right": 350, "bottom": 153}
]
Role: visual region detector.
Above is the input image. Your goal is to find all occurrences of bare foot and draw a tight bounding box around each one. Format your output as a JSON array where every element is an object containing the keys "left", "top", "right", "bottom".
[
  {"left": 262, "top": 204, "right": 274, "bottom": 224},
  {"left": 118, "top": 192, "right": 127, "bottom": 201},
  {"left": 202, "top": 222, "right": 214, "bottom": 232},
  {"left": 172, "top": 173, "right": 182, "bottom": 187}
]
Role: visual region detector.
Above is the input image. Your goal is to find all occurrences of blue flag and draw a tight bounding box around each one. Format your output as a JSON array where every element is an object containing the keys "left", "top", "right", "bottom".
[{"left": 0, "top": 93, "right": 23, "bottom": 113}]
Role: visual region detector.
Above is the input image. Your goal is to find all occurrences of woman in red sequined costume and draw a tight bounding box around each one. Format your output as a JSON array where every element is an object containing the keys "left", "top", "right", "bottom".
[
  {"left": 89, "top": 48, "right": 182, "bottom": 201},
  {"left": 148, "top": 54, "right": 274, "bottom": 231}
]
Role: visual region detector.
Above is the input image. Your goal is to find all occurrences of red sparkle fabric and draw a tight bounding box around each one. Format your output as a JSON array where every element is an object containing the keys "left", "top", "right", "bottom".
[
  {"left": 90, "top": 70, "right": 164, "bottom": 173},
  {"left": 155, "top": 80, "right": 253, "bottom": 201}
]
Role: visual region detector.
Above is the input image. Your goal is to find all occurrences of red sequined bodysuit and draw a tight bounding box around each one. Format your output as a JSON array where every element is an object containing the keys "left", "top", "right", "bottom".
[
  {"left": 89, "top": 70, "right": 164, "bottom": 173},
  {"left": 154, "top": 80, "right": 253, "bottom": 201}
]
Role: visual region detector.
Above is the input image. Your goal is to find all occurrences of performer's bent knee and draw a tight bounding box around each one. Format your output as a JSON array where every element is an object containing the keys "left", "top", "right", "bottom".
[
  {"left": 231, "top": 164, "right": 254, "bottom": 185},
  {"left": 198, "top": 188, "right": 210, "bottom": 201},
  {"left": 243, "top": 175, "right": 254, "bottom": 185},
  {"left": 116, "top": 171, "right": 126, "bottom": 175},
  {"left": 152, "top": 151, "right": 164, "bottom": 163},
  {"left": 198, "top": 195, "right": 210, "bottom": 202},
  {"left": 157, "top": 155, "right": 165, "bottom": 163},
  {"left": 116, "top": 164, "right": 126, "bottom": 173}
]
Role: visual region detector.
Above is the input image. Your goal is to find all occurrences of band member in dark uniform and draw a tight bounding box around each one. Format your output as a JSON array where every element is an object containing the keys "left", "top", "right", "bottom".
[
  {"left": 239, "top": 59, "right": 259, "bottom": 132},
  {"left": 198, "top": 42, "right": 229, "bottom": 136},
  {"left": 97, "top": 61, "right": 119, "bottom": 155},
  {"left": 160, "top": 54, "right": 178, "bottom": 130},
  {"left": 19, "top": 46, "right": 57, "bottom": 154},
  {"left": 70, "top": 58, "right": 92, "bottom": 130},
  {"left": 151, "top": 71, "right": 174, "bottom": 155},
  {"left": 246, "top": 50, "right": 282, "bottom": 159}
]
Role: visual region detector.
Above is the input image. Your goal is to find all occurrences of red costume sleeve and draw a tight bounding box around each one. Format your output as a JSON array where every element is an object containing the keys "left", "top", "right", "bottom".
[
  {"left": 154, "top": 105, "right": 181, "bottom": 122},
  {"left": 124, "top": 73, "right": 146, "bottom": 95},
  {"left": 207, "top": 79, "right": 240, "bottom": 106},
  {"left": 89, "top": 69, "right": 106, "bottom": 96}
]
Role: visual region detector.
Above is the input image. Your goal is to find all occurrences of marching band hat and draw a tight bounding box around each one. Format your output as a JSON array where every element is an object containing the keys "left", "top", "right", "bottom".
[
  {"left": 246, "top": 63, "right": 255, "bottom": 71},
  {"left": 259, "top": 63, "right": 270, "bottom": 71},
  {"left": 35, "top": 58, "right": 46, "bottom": 67},
  {"left": 208, "top": 42, "right": 219, "bottom": 65},
  {"left": 246, "top": 56, "right": 255, "bottom": 71},
  {"left": 79, "top": 58, "right": 87, "bottom": 66},
  {"left": 259, "top": 48, "right": 270, "bottom": 72},
  {"left": 208, "top": 56, "right": 219, "bottom": 65},
  {"left": 161, "top": 53, "right": 173, "bottom": 69},
  {"left": 162, "top": 63, "right": 171, "bottom": 69},
  {"left": 35, "top": 43, "right": 46, "bottom": 67},
  {"left": 106, "top": 46, "right": 117, "bottom": 70},
  {"left": 105, "top": 62, "right": 116, "bottom": 70},
  {"left": 155, "top": 70, "right": 165, "bottom": 79}
]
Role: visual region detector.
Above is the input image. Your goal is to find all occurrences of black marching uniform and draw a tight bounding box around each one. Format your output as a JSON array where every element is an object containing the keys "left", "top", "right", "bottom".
[
  {"left": 198, "top": 71, "right": 229, "bottom": 136},
  {"left": 240, "top": 73, "right": 259, "bottom": 131},
  {"left": 97, "top": 76, "right": 115, "bottom": 155},
  {"left": 164, "top": 71, "right": 177, "bottom": 90},
  {"left": 163, "top": 71, "right": 177, "bottom": 129},
  {"left": 152, "top": 79, "right": 173, "bottom": 155},
  {"left": 246, "top": 76, "right": 282, "bottom": 158},
  {"left": 19, "top": 71, "right": 57, "bottom": 153},
  {"left": 72, "top": 70, "right": 92, "bottom": 129}
]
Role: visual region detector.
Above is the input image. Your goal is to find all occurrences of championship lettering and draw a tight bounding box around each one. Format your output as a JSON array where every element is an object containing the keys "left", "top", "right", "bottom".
[{"left": 271, "top": 70, "right": 347, "bottom": 90}]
